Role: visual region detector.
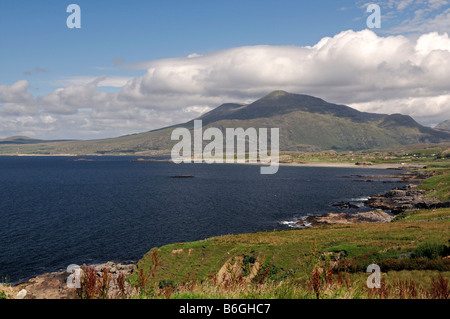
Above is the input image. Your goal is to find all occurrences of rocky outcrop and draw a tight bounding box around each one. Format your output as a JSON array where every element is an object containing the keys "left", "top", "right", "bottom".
[
  {"left": 332, "top": 201, "right": 360, "bottom": 209},
  {"left": 296, "top": 210, "right": 394, "bottom": 227},
  {"left": 355, "top": 162, "right": 373, "bottom": 166},
  {"left": 170, "top": 175, "right": 194, "bottom": 178},
  {"left": 344, "top": 169, "right": 431, "bottom": 183},
  {"left": 347, "top": 168, "right": 450, "bottom": 214},
  {"left": 216, "top": 255, "right": 261, "bottom": 285},
  {"left": 9, "top": 261, "right": 135, "bottom": 299},
  {"left": 365, "top": 184, "right": 450, "bottom": 214}
]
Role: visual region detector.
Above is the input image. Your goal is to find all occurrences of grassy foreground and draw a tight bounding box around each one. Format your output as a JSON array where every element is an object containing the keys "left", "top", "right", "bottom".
[{"left": 122, "top": 207, "right": 449, "bottom": 299}]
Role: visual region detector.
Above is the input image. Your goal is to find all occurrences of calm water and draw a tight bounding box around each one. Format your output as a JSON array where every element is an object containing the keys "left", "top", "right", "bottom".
[{"left": 0, "top": 156, "right": 408, "bottom": 283}]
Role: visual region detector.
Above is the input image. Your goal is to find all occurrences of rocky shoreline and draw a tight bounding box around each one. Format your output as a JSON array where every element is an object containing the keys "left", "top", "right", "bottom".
[
  {"left": 365, "top": 184, "right": 450, "bottom": 213},
  {"left": 360, "top": 163, "right": 449, "bottom": 213},
  {"left": 343, "top": 168, "right": 432, "bottom": 183},
  {"left": 1, "top": 261, "right": 136, "bottom": 299},
  {"left": 296, "top": 210, "right": 395, "bottom": 227},
  {"left": 297, "top": 166, "right": 449, "bottom": 227}
]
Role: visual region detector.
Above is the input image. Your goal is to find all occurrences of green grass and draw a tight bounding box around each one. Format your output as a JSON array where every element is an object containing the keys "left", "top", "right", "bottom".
[
  {"left": 413, "top": 241, "right": 449, "bottom": 259},
  {"left": 321, "top": 244, "right": 370, "bottom": 257},
  {"left": 394, "top": 208, "right": 450, "bottom": 222},
  {"left": 42, "top": 206, "right": 445, "bottom": 300},
  {"left": 130, "top": 208, "right": 450, "bottom": 299},
  {"left": 418, "top": 170, "right": 450, "bottom": 202}
]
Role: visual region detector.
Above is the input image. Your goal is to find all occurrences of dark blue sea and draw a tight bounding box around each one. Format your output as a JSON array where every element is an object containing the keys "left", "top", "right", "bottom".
[{"left": 0, "top": 156, "right": 408, "bottom": 284}]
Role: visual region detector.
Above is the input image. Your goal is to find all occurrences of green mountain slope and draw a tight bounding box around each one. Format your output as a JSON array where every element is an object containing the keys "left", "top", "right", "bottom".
[{"left": 1, "top": 91, "right": 449, "bottom": 155}]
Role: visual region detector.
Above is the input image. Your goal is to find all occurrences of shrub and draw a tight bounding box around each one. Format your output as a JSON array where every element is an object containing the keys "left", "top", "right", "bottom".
[
  {"left": 378, "top": 258, "right": 449, "bottom": 271},
  {"left": 413, "top": 242, "right": 447, "bottom": 260},
  {"left": 159, "top": 280, "right": 175, "bottom": 290},
  {"left": 242, "top": 255, "right": 257, "bottom": 277},
  {"left": 252, "top": 262, "right": 280, "bottom": 284}
]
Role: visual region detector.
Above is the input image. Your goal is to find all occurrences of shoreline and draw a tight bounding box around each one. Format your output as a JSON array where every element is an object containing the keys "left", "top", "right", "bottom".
[
  {"left": 278, "top": 162, "right": 413, "bottom": 169},
  {"left": 2, "top": 261, "right": 136, "bottom": 299},
  {"left": 0, "top": 153, "right": 422, "bottom": 170}
]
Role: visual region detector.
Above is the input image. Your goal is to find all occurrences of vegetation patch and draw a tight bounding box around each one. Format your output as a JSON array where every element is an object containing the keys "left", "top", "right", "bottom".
[
  {"left": 412, "top": 241, "right": 450, "bottom": 260},
  {"left": 419, "top": 172, "right": 450, "bottom": 202}
]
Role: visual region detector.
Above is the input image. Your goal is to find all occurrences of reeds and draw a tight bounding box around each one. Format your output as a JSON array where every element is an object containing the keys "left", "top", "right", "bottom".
[
  {"left": 71, "top": 249, "right": 449, "bottom": 299},
  {"left": 75, "top": 265, "right": 111, "bottom": 299}
]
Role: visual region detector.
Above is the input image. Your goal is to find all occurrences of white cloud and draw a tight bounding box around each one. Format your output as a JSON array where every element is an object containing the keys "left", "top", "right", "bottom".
[
  {"left": 115, "top": 29, "right": 450, "bottom": 123},
  {"left": 428, "top": 0, "right": 449, "bottom": 10},
  {"left": 382, "top": 1, "right": 450, "bottom": 35},
  {"left": 349, "top": 94, "right": 450, "bottom": 123},
  {"left": 1, "top": 29, "right": 450, "bottom": 139},
  {"left": 37, "top": 77, "right": 110, "bottom": 115},
  {"left": 395, "top": 0, "right": 415, "bottom": 11},
  {"left": 52, "top": 75, "right": 133, "bottom": 88},
  {"left": 0, "top": 80, "right": 33, "bottom": 104}
]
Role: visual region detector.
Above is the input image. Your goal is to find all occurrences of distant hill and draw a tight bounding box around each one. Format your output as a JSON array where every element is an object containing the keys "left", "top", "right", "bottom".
[
  {"left": 0, "top": 136, "right": 73, "bottom": 145},
  {"left": 436, "top": 120, "right": 450, "bottom": 131},
  {"left": 0, "top": 91, "right": 449, "bottom": 155}
]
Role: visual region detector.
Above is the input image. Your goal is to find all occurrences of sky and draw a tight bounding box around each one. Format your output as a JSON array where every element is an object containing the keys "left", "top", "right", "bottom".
[{"left": 0, "top": 0, "right": 450, "bottom": 139}]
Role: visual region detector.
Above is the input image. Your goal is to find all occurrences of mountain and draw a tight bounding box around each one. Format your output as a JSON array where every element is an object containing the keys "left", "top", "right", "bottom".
[
  {"left": 170, "top": 90, "right": 450, "bottom": 151},
  {"left": 1, "top": 91, "right": 449, "bottom": 155},
  {"left": 0, "top": 136, "right": 74, "bottom": 145},
  {"left": 435, "top": 120, "right": 450, "bottom": 131}
]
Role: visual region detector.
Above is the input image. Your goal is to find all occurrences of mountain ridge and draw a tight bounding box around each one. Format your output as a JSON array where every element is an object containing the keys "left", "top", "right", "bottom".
[
  {"left": 0, "top": 91, "right": 449, "bottom": 154},
  {"left": 435, "top": 120, "right": 450, "bottom": 131}
]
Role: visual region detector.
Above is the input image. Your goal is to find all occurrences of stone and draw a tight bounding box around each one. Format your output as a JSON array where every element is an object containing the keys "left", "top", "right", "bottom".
[{"left": 15, "top": 289, "right": 27, "bottom": 299}]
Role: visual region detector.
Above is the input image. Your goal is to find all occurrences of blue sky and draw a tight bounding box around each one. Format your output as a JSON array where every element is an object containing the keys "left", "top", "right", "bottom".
[
  {"left": 0, "top": 0, "right": 366, "bottom": 93},
  {"left": 1, "top": 0, "right": 450, "bottom": 139}
]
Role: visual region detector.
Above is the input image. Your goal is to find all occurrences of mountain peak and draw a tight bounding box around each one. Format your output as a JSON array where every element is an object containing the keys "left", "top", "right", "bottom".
[{"left": 265, "top": 90, "right": 290, "bottom": 99}]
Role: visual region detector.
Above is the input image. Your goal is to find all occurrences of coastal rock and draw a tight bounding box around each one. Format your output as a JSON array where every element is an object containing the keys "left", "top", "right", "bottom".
[
  {"left": 355, "top": 162, "right": 373, "bottom": 166},
  {"left": 297, "top": 210, "right": 393, "bottom": 227},
  {"left": 92, "top": 261, "right": 135, "bottom": 276},
  {"left": 14, "top": 271, "right": 73, "bottom": 299},
  {"left": 12, "top": 262, "right": 136, "bottom": 299},
  {"left": 15, "top": 289, "right": 27, "bottom": 299},
  {"left": 365, "top": 184, "right": 450, "bottom": 214},
  {"left": 332, "top": 201, "right": 359, "bottom": 209},
  {"left": 170, "top": 175, "right": 194, "bottom": 178},
  {"left": 349, "top": 170, "right": 432, "bottom": 183}
]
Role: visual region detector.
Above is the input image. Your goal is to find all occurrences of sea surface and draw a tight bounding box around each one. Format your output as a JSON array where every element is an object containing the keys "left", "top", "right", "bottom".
[{"left": 0, "top": 156, "right": 409, "bottom": 284}]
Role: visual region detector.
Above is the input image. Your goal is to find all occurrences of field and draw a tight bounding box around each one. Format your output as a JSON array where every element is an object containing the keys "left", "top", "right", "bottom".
[{"left": 280, "top": 142, "right": 450, "bottom": 166}]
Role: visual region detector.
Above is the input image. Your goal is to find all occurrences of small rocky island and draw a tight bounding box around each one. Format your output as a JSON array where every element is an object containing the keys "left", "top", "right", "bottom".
[{"left": 170, "top": 175, "right": 194, "bottom": 178}]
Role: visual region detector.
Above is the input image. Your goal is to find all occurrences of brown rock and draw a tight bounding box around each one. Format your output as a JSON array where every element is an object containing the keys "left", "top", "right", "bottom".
[
  {"left": 12, "top": 262, "right": 136, "bottom": 299},
  {"left": 297, "top": 210, "right": 393, "bottom": 227}
]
